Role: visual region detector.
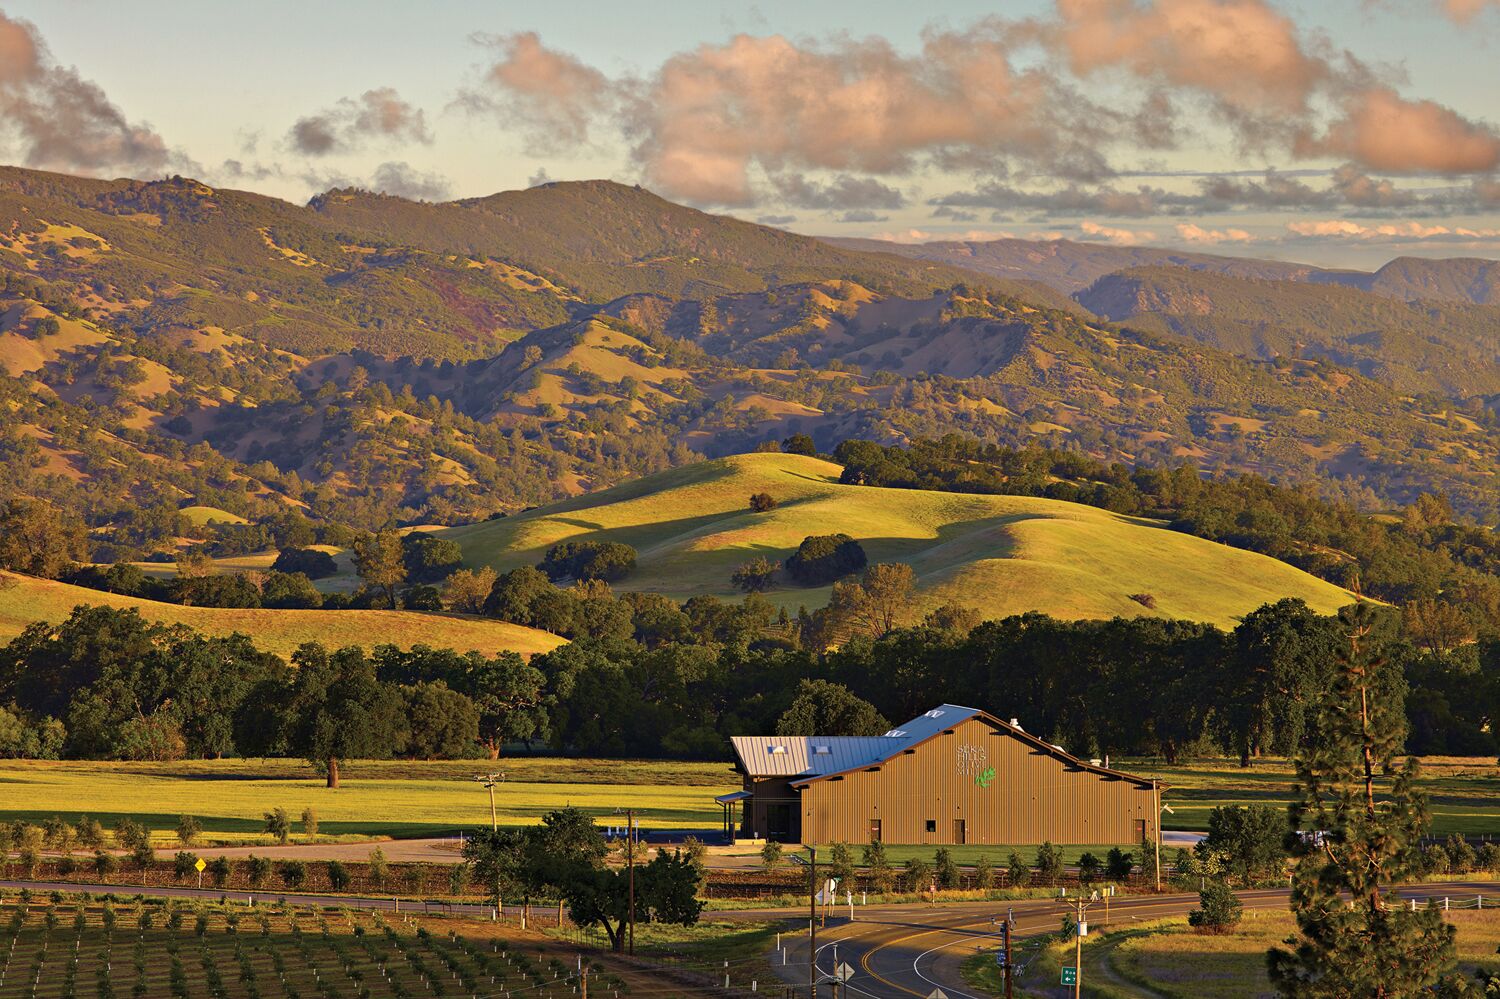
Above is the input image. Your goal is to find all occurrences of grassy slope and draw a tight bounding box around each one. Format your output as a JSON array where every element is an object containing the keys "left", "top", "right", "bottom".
[
  {"left": 0, "top": 572, "right": 564, "bottom": 659},
  {"left": 442, "top": 453, "right": 1356, "bottom": 629}
]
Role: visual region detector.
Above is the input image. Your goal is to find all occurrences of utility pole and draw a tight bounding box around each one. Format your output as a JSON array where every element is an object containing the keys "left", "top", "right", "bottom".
[
  {"left": 1002, "top": 918, "right": 1013, "bottom": 999},
  {"left": 1068, "top": 895, "right": 1092, "bottom": 999},
  {"left": 1153, "top": 779, "right": 1162, "bottom": 892},
  {"left": 627, "top": 808, "right": 636, "bottom": 957},
  {"left": 809, "top": 846, "right": 818, "bottom": 999},
  {"left": 475, "top": 772, "right": 505, "bottom": 831}
]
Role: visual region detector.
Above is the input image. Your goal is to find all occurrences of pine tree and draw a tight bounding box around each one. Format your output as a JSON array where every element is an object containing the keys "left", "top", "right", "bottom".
[{"left": 1267, "top": 603, "right": 1460, "bottom": 997}]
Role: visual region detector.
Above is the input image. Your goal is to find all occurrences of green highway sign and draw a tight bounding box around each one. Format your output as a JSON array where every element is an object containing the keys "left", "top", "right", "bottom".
[{"left": 1061, "top": 966, "right": 1078, "bottom": 986}]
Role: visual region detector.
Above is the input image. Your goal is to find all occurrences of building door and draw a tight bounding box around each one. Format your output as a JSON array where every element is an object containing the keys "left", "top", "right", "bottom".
[
  {"left": 953, "top": 819, "right": 967, "bottom": 845},
  {"left": 1134, "top": 819, "right": 1148, "bottom": 842},
  {"left": 869, "top": 819, "right": 882, "bottom": 842},
  {"left": 768, "top": 804, "right": 792, "bottom": 841}
]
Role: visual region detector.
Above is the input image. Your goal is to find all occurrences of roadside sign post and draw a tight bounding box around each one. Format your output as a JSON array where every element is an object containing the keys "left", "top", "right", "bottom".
[
  {"left": 1061, "top": 966, "right": 1078, "bottom": 986},
  {"left": 808, "top": 846, "right": 818, "bottom": 999},
  {"left": 194, "top": 856, "right": 206, "bottom": 889}
]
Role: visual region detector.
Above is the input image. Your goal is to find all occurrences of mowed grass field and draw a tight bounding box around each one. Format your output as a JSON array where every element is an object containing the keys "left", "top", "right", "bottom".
[
  {"left": 1136, "top": 756, "right": 1500, "bottom": 837},
  {"left": 0, "top": 758, "right": 739, "bottom": 845},
  {"left": 1006, "top": 908, "right": 1500, "bottom": 998},
  {"left": 441, "top": 453, "right": 1357, "bottom": 628},
  {"left": 0, "top": 571, "right": 565, "bottom": 658}
]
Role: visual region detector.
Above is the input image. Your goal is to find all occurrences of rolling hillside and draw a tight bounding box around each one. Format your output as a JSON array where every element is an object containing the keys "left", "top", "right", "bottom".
[
  {"left": 0, "top": 572, "right": 564, "bottom": 659},
  {"left": 442, "top": 453, "right": 1357, "bottom": 629}
]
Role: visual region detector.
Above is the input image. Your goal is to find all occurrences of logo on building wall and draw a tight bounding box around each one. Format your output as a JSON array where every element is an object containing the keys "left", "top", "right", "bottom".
[
  {"left": 974, "top": 767, "right": 996, "bottom": 789},
  {"left": 956, "top": 744, "right": 988, "bottom": 775}
]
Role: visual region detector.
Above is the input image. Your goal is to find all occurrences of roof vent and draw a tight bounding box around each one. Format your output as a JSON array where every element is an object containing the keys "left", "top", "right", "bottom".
[
  {"left": 1010, "top": 718, "right": 1022, "bottom": 728},
  {"left": 813, "top": 745, "right": 831, "bottom": 755},
  {"left": 1090, "top": 758, "right": 1102, "bottom": 767},
  {"left": 924, "top": 709, "right": 946, "bottom": 718},
  {"left": 767, "top": 745, "right": 787, "bottom": 755},
  {"left": 1052, "top": 744, "right": 1066, "bottom": 752}
]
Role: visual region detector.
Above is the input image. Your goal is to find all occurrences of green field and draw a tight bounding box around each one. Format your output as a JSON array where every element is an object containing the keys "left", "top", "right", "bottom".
[
  {"left": 442, "top": 452, "right": 1357, "bottom": 628},
  {"left": 996, "top": 908, "right": 1500, "bottom": 998},
  {"left": 1137, "top": 756, "right": 1500, "bottom": 837},
  {"left": 0, "top": 759, "right": 738, "bottom": 844},
  {"left": 0, "top": 571, "right": 565, "bottom": 659}
]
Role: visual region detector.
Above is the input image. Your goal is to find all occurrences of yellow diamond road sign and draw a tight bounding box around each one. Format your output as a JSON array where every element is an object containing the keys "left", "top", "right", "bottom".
[{"left": 194, "top": 858, "right": 206, "bottom": 872}]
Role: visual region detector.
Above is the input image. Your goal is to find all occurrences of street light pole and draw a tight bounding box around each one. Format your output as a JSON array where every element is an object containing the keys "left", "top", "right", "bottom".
[
  {"left": 809, "top": 845, "right": 818, "bottom": 999},
  {"left": 475, "top": 772, "right": 505, "bottom": 831},
  {"left": 627, "top": 808, "right": 636, "bottom": 957}
]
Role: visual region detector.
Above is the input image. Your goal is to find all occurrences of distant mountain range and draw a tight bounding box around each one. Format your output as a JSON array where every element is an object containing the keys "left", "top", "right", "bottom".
[
  {"left": 826, "top": 234, "right": 1500, "bottom": 305},
  {"left": 0, "top": 166, "right": 1496, "bottom": 543}
]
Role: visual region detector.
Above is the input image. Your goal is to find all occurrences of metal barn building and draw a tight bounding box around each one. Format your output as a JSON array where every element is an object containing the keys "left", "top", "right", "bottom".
[{"left": 721, "top": 704, "right": 1160, "bottom": 845}]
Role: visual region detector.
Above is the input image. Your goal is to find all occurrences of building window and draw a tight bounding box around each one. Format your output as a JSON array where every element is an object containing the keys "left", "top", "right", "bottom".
[{"left": 925, "top": 820, "right": 936, "bottom": 833}]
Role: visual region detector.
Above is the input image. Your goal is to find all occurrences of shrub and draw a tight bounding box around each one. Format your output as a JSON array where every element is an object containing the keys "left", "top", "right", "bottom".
[
  {"left": 1007, "top": 852, "right": 1030, "bottom": 887},
  {"left": 1446, "top": 834, "right": 1477, "bottom": 874},
  {"left": 749, "top": 492, "right": 778, "bottom": 512},
  {"left": 783, "top": 534, "right": 867, "bottom": 586},
  {"left": 175, "top": 815, "right": 201, "bottom": 848},
  {"left": 1078, "top": 852, "right": 1101, "bottom": 884},
  {"left": 448, "top": 864, "right": 470, "bottom": 896},
  {"left": 278, "top": 861, "right": 307, "bottom": 889},
  {"left": 536, "top": 540, "right": 636, "bottom": 583},
  {"left": 246, "top": 855, "right": 271, "bottom": 888},
  {"left": 828, "top": 842, "right": 855, "bottom": 887},
  {"left": 1479, "top": 843, "right": 1500, "bottom": 874},
  {"left": 326, "top": 860, "right": 350, "bottom": 891},
  {"left": 270, "top": 548, "right": 337, "bottom": 579},
  {"left": 1106, "top": 847, "right": 1135, "bottom": 881},
  {"left": 900, "top": 857, "right": 932, "bottom": 893},
  {"left": 173, "top": 852, "right": 198, "bottom": 881},
  {"left": 933, "top": 848, "right": 959, "bottom": 890},
  {"left": 93, "top": 850, "right": 118, "bottom": 880},
  {"left": 367, "top": 848, "right": 389, "bottom": 889},
  {"left": 730, "top": 557, "right": 779, "bottom": 593},
  {"left": 1128, "top": 592, "right": 1158, "bottom": 609},
  {"left": 207, "top": 857, "right": 231, "bottom": 888},
  {"left": 760, "top": 841, "right": 783, "bottom": 872},
  {"left": 264, "top": 808, "right": 290, "bottom": 846},
  {"left": 301, "top": 807, "right": 318, "bottom": 843},
  {"left": 401, "top": 535, "right": 463, "bottom": 584},
  {"left": 974, "top": 854, "right": 994, "bottom": 889},
  {"left": 402, "top": 584, "right": 443, "bottom": 610},
  {"left": 863, "top": 840, "right": 895, "bottom": 893},
  {"left": 1188, "top": 879, "right": 1243, "bottom": 933},
  {"left": 1034, "top": 842, "right": 1064, "bottom": 884}
]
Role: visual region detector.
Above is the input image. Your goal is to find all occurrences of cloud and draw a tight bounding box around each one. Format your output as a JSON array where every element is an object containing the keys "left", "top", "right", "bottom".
[
  {"left": 462, "top": 32, "right": 611, "bottom": 153},
  {"left": 931, "top": 206, "right": 979, "bottom": 222},
  {"left": 1296, "top": 88, "right": 1500, "bottom": 174},
  {"left": 0, "top": 12, "right": 171, "bottom": 173},
  {"left": 369, "top": 162, "right": 450, "bottom": 201},
  {"left": 1052, "top": 0, "right": 1329, "bottom": 118},
  {"left": 460, "top": 14, "right": 1500, "bottom": 210},
  {"left": 838, "top": 209, "right": 889, "bottom": 223},
  {"left": 1285, "top": 218, "right": 1500, "bottom": 240},
  {"left": 1175, "top": 222, "right": 1253, "bottom": 243},
  {"left": 770, "top": 172, "right": 906, "bottom": 210},
  {"left": 1079, "top": 220, "right": 1157, "bottom": 244},
  {"left": 756, "top": 214, "right": 797, "bottom": 225},
  {"left": 1439, "top": 0, "right": 1500, "bottom": 21},
  {"left": 932, "top": 181, "right": 1193, "bottom": 217},
  {"left": 528, "top": 167, "right": 552, "bottom": 187},
  {"left": 288, "top": 88, "right": 431, "bottom": 156}
]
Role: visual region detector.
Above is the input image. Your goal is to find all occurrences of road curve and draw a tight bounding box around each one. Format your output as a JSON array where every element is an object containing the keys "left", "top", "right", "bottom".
[{"left": 745, "top": 881, "right": 1500, "bottom": 998}]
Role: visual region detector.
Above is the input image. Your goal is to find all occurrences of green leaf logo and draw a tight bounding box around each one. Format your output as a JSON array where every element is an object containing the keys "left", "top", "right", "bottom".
[{"left": 974, "top": 767, "right": 996, "bottom": 789}]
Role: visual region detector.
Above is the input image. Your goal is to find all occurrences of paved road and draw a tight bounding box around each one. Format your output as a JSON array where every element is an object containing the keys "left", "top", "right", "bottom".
[{"left": 739, "top": 880, "right": 1500, "bottom": 998}]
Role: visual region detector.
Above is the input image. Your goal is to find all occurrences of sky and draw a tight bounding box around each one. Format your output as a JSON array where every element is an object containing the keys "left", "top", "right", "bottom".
[{"left": 4, "top": 0, "right": 1500, "bottom": 268}]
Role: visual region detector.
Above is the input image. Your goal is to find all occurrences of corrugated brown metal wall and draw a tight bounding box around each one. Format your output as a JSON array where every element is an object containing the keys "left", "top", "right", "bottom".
[{"left": 799, "top": 717, "right": 1155, "bottom": 845}]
